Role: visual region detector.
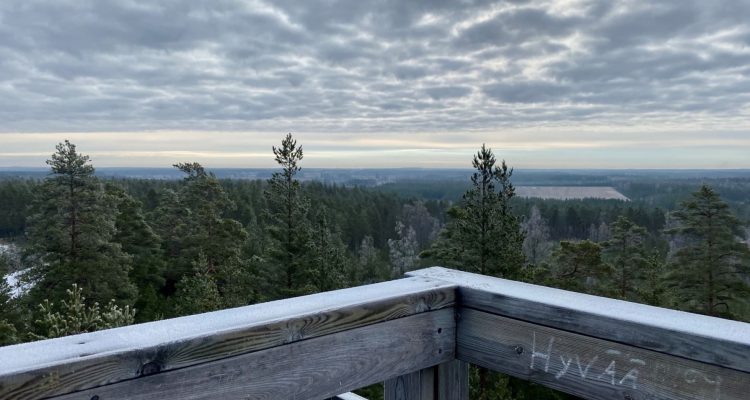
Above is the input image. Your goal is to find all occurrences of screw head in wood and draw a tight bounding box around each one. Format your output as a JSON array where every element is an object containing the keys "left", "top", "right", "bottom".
[{"left": 514, "top": 346, "right": 524, "bottom": 355}]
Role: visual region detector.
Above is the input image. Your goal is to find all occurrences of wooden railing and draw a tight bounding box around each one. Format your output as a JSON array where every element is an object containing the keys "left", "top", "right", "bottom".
[{"left": 1, "top": 267, "right": 749, "bottom": 400}]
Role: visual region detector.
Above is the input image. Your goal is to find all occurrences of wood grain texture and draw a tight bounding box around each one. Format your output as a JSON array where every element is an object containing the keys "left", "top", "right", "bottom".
[
  {"left": 383, "top": 361, "right": 468, "bottom": 400},
  {"left": 408, "top": 267, "right": 750, "bottom": 374},
  {"left": 457, "top": 308, "right": 750, "bottom": 400},
  {"left": 384, "top": 368, "right": 435, "bottom": 400},
  {"left": 53, "top": 309, "right": 455, "bottom": 400},
  {"left": 0, "top": 277, "right": 455, "bottom": 400},
  {"left": 437, "top": 360, "right": 469, "bottom": 400}
]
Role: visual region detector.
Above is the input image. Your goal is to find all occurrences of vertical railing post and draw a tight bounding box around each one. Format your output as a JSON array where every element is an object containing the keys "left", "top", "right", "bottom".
[
  {"left": 384, "top": 367, "right": 434, "bottom": 400},
  {"left": 437, "top": 360, "right": 469, "bottom": 399},
  {"left": 384, "top": 361, "right": 468, "bottom": 400}
]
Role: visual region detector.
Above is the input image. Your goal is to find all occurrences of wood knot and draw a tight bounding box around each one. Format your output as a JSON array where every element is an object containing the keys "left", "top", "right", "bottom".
[
  {"left": 413, "top": 299, "right": 429, "bottom": 313},
  {"left": 283, "top": 323, "right": 304, "bottom": 343},
  {"left": 139, "top": 361, "right": 162, "bottom": 376}
]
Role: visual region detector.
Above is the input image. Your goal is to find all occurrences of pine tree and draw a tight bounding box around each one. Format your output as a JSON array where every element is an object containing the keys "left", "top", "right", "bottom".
[
  {"left": 215, "top": 256, "right": 256, "bottom": 309},
  {"left": 24, "top": 141, "right": 136, "bottom": 306},
  {"left": 263, "top": 133, "right": 311, "bottom": 297},
  {"left": 150, "top": 188, "right": 191, "bottom": 284},
  {"left": 602, "top": 216, "right": 648, "bottom": 301},
  {"left": 422, "top": 144, "right": 526, "bottom": 400},
  {"left": 32, "top": 284, "right": 135, "bottom": 339},
  {"left": 425, "top": 144, "right": 525, "bottom": 279},
  {"left": 545, "top": 240, "right": 610, "bottom": 295},
  {"left": 107, "top": 184, "right": 166, "bottom": 321},
  {"left": 172, "top": 162, "right": 247, "bottom": 272},
  {"left": 666, "top": 185, "right": 750, "bottom": 319},
  {"left": 638, "top": 253, "right": 668, "bottom": 307},
  {"left": 0, "top": 180, "right": 34, "bottom": 237},
  {"left": 307, "top": 208, "right": 350, "bottom": 292},
  {"left": 173, "top": 254, "right": 222, "bottom": 316},
  {"left": 152, "top": 163, "right": 249, "bottom": 307}
]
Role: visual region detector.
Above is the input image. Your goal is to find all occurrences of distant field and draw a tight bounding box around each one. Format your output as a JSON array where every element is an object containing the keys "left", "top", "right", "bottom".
[{"left": 516, "top": 186, "right": 629, "bottom": 201}]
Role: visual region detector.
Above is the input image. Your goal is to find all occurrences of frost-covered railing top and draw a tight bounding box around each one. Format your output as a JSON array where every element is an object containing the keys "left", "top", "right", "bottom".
[
  {"left": 0, "top": 276, "right": 457, "bottom": 400},
  {"left": 409, "top": 267, "right": 750, "bottom": 400},
  {"left": 2, "top": 267, "right": 750, "bottom": 400}
]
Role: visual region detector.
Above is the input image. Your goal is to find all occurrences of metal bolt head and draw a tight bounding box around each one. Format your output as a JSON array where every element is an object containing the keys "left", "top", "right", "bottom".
[{"left": 514, "top": 346, "right": 524, "bottom": 355}]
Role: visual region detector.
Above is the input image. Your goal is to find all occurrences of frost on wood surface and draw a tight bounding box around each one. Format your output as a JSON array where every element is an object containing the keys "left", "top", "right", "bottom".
[
  {"left": 408, "top": 267, "right": 750, "bottom": 345},
  {"left": 0, "top": 276, "right": 450, "bottom": 374}
]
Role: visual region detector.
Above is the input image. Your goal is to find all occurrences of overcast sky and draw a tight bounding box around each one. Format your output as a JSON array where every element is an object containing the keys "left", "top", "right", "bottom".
[{"left": 1, "top": 0, "right": 749, "bottom": 168}]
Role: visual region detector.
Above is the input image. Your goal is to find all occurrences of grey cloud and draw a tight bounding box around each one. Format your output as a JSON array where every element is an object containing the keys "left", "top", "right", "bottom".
[
  {"left": 0, "top": 0, "right": 748, "bottom": 133},
  {"left": 424, "top": 86, "right": 472, "bottom": 100},
  {"left": 593, "top": 4, "right": 700, "bottom": 49},
  {"left": 454, "top": 7, "right": 580, "bottom": 50},
  {"left": 483, "top": 81, "right": 570, "bottom": 104}
]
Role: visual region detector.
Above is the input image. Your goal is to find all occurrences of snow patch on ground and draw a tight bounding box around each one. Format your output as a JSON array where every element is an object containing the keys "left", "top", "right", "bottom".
[
  {"left": 4, "top": 269, "right": 32, "bottom": 299},
  {"left": 1, "top": 242, "right": 30, "bottom": 299}
]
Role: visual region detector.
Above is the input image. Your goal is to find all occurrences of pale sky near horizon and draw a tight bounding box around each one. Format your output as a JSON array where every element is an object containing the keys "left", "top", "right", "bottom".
[{"left": 1, "top": 1, "right": 749, "bottom": 168}]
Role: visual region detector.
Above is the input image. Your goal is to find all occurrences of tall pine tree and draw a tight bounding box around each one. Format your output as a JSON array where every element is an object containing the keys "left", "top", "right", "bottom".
[
  {"left": 666, "top": 185, "right": 750, "bottom": 319},
  {"left": 263, "top": 133, "right": 312, "bottom": 298},
  {"left": 422, "top": 144, "right": 528, "bottom": 400},
  {"left": 425, "top": 144, "right": 525, "bottom": 278},
  {"left": 24, "top": 141, "right": 136, "bottom": 306},
  {"left": 152, "top": 163, "right": 249, "bottom": 308}
]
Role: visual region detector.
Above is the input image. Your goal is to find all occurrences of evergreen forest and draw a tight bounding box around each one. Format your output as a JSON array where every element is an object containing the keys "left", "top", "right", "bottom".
[{"left": 1, "top": 136, "right": 749, "bottom": 400}]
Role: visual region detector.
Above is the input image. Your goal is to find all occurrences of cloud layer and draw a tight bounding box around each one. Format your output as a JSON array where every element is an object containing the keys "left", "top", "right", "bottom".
[{"left": 0, "top": 0, "right": 749, "bottom": 167}]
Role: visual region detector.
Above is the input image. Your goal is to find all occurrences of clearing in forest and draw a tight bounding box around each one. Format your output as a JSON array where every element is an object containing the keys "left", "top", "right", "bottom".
[{"left": 516, "top": 186, "right": 629, "bottom": 201}]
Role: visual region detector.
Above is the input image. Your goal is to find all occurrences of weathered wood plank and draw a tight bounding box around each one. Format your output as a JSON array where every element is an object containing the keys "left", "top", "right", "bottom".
[
  {"left": 384, "top": 368, "right": 435, "bottom": 400},
  {"left": 0, "top": 277, "right": 455, "bottom": 400},
  {"left": 383, "top": 361, "right": 469, "bottom": 400},
  {"left": 437, "top": 360, "right": 469, "bottom": 400},
  {"left": 53, "top": 309, "right": 455, "bottom": 400},
  {"left": 457, "top": 308, "right": 750, "bottom": 400},
  {"left": 408, "top": 267, "right": 750, "bottom": 374}
]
